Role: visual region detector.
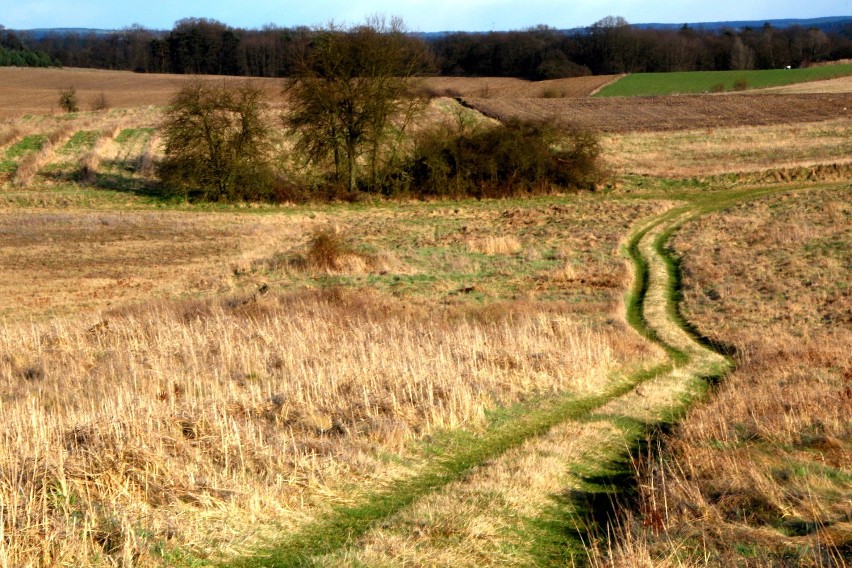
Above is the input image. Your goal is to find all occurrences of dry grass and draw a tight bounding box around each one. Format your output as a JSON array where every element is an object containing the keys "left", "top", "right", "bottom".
[
  {"left": 0, "top": 189, "right": 669, "bottom": 565},
  {"left": 0, "top": 277, "right": 655, "bottom": 566},
  {"left": 603, "top": 119, "right": 852, "bottom": 179},
  {"left": 600, "top": 186, "right": 852, "bottom": 566},
  {"left": 11, "top": 124, "right": 76, "bottom": 186},
  {"left": 756, "top": 74, "right": 852, "bottom": 94},
  {"left": 466, "top": 235, "right": 522, "bottom": 256},
  {"left": 0, "top": 210, "right": 301, "bottom": 318},
  {"left": 78, "top": 123, "right": 125, "bottom": 183}
]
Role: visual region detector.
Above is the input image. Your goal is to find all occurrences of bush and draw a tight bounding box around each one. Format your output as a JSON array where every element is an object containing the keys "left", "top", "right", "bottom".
[
  {"left": 399, "top": 119, "right": 602, "bottom": 198},
  {"left": 90, "top": 92, "right": 109, "bottom": 111},
  {"left": 158, "top": 82, "right": 275, "bottom": 202},
  {"left": 58, "top": 87, "right": 78, "bottom": 113},
  {"left": 733, "top": 78, "right": 749, "bottom": 91},
  {"left": 306, "top": 229, "right": 352, "bottom": 270}
]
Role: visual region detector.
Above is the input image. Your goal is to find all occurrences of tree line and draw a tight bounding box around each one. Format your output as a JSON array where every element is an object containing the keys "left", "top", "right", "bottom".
[
  {"left": 0, "top": 26, "right": 56, "bottom": 67},
  {"left": 10, "top": 16, "right": 852, "bottom": 78}
]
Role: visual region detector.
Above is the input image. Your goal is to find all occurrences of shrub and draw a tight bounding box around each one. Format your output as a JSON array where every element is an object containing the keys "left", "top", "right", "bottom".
[
  {"left": 58, "top": 87, "right": 78, "bottom": 113},
  {"left": 306, "top": 229, "right": 352, "bottom": 270},
  {"left": 400, "top": 119, "right": 602, "bottom": 198},
  {"left": 710, "top": 83, "right": 726, "bottom": 93},
  {"left": 733, "top": 78, "right": 749, "bottom": 91},
  {"left": 90, "top": 92, "right": 109, "bottom": 111}
]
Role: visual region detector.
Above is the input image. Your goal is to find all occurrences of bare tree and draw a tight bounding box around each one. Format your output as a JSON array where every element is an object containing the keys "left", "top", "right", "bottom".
[
  {"left": 730, "top": 36, "right": 756, "bottom": 70},
  {"left": 284, "top": 16, "right": 432, "bottom": 192},
  {"left": 159, "top": 81, "right": 274, "bottom": 201}
]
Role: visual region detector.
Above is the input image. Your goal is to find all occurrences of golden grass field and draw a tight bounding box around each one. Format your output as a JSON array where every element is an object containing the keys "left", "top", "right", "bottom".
[{"left": 0, "top": 67, "right": 849, "bottom": 567}]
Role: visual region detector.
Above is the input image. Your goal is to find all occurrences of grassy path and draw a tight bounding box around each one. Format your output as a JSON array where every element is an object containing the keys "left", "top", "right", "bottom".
[{"left": 217, "top": 188, "right": 788, "bottom": 567}]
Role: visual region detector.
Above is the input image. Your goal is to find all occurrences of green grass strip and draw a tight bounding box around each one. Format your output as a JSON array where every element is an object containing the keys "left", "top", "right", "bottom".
[{"left": 222, "top": 364, "right": 672, "bottom": 568}]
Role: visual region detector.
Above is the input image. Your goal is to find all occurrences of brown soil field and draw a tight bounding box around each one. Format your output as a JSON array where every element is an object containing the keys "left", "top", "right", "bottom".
[
  {"left": 463, "top": 93, "right": 852, "bottom": 132},
  {"left": 0, "top": 68, "right": 618, "bottom": 119},
  {"left": 0, "top": 67, "right": 285, "bottom": 117},
  {"left": 421, "top": 74, "right": 621, "bottom": 98}
]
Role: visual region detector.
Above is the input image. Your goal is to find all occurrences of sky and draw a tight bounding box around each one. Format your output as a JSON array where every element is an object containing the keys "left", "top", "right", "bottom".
[{"left": 1, "top": 0, "right": 850, "bottom": 31}]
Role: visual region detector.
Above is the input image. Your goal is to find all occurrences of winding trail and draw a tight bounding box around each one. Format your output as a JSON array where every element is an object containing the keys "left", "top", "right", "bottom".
[{"left": 221, "top": 189, "right": 786, "bottom": 567}]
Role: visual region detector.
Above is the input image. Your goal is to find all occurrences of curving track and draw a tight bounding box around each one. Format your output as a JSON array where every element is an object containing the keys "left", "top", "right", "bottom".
[{"left": 220, "top": 190, "right": 790, "bottom": 567}]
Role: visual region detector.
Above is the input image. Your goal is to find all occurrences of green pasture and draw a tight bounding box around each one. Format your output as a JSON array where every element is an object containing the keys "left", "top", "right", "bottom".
[{"left": 595, "top": 63, "right": 852, "bottom": 96}]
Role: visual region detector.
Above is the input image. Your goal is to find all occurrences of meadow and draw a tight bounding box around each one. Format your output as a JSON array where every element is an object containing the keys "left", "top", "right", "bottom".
[
  {"left": 0, "top": 67, "right": 849, "bottom": 567},
  {"left": 595, "top": 61, "right": 852, "bottom": 96}
]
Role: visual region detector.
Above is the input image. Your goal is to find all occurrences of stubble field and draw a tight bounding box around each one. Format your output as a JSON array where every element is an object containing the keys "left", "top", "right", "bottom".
[{"left": 0, "top": 67, "right": 849, "bottom": 567}]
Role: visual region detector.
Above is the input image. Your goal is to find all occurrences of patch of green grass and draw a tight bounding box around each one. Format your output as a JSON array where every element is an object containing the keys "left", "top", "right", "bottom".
[
  {"left": 0, "top": 134, "right": 47, "bottom": 174},
  {"left": 59, "top": 130, "right": 99, "bottom": 155},
  {"left": 115, "top": 127, "right": 154, "bottom": 144},
  {"left": 596, "top": 63, "right": 852, "bottom": 96},
  {"left": 4, "top": 134, "right": 46, "bottom": 160}
]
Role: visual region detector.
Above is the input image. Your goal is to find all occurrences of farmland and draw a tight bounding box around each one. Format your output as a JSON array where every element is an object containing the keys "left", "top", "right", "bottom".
[
  {"left": 595, "top": 62, "right": 852, "bottom": 96},
  {"left": 463, "top": 92, "right": 852, "bottom": 132},
  {"left": 0, "top": 67, "right": 850, "bottom": 567}
]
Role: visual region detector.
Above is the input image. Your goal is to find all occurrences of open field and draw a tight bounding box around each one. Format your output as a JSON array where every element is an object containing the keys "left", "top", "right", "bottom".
[
  {"left": 0, "top": 68, "right": 850, "bottom": 567},
  {"left": 601, "top": 185, "right": 851, "bottom": 567},
  {"left": 0, "top": 67, "right": 617, "bottom": 119},
  {"left": 0, "top": 67, "right": 286, "bottom": 118},
  {"left": 421, "top": 74, "right": 621, "bottom": 98},
  {"left": 603, "top": 119, "right": 852, "bottom": 178},
  {"left": 758, "top": 75, "right": 852, "bottom": 94},
  {"left": 463, "top": 92, "right": 852, "bottom": 132},
  {"left": 596, "top": 63, "right": 852, "bottom": 96}
]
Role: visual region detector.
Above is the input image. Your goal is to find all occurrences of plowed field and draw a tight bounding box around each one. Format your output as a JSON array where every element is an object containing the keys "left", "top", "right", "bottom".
[
  {"left": 463, "top": 93, "right": 852, "bottom": 132},
  {"left": 421, "top": 74, "right": 621, "bottom": 98}
]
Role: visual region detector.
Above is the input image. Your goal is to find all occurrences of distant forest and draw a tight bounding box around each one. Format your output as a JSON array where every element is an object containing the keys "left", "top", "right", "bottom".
[
  {"left": 0, "top": 26, "right": 56, "bottom": 67},
  {"left": 4, "top": 16, "right": 852, "bottom": 78}
]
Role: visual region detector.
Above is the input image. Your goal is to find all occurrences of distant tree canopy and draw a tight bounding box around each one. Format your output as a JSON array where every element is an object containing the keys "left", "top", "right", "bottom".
[
  {"left": 0, "top": 25, "right": 56, "bottom": 67},
  {"left": 15, "top": 17, "right": 852, "bottom": 78}
]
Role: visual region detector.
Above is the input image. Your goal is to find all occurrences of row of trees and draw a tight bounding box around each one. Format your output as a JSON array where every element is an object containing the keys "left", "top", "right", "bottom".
[
  {"left": 159, "top": 19, "right": 602, "bottom": 202},
  {"left": 12, "top": 17, "right": 852, "bottom": 78},
  {"left": 0, "top": 26, "right": 56, "bottom": 67},
  {"left": 434, "top": 18, "right": 852, "bottom": 76}
]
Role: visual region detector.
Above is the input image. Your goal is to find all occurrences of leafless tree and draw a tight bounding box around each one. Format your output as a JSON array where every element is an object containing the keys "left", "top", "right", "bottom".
[{"left": 284, "top": 16, "right": 432, "bottom": 192}]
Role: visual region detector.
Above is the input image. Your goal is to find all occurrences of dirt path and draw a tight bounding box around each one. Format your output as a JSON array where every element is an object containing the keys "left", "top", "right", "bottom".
[{"left": 217, "top": 189, "right": 789, "bottom": 567}]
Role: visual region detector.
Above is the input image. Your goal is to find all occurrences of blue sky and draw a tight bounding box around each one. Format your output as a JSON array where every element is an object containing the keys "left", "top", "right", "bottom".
[{"left": 2, "top": 0, "right": 850, "bottom": 31}]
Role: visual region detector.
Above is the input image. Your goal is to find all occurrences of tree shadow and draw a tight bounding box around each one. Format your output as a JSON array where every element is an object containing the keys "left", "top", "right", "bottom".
[
  {"left": 529, "top": 414, "right": 675, "bottom": 567},
  {"left": 88, "top": 160, "right": 184, "bottom": 203}
]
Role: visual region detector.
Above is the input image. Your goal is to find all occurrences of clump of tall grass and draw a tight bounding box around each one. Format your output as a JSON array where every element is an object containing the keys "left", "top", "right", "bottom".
[{"left": 78, "top": 123, "right": 123, "bottom": 183}]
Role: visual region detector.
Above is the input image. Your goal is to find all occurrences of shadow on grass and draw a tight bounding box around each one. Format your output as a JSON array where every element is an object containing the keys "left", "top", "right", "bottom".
[
  {"left": 529, "top": 414, "right": 675, "bottom": 567},
  {"left": 89, "top": 171, "right": 184, "bottom": 203}
]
